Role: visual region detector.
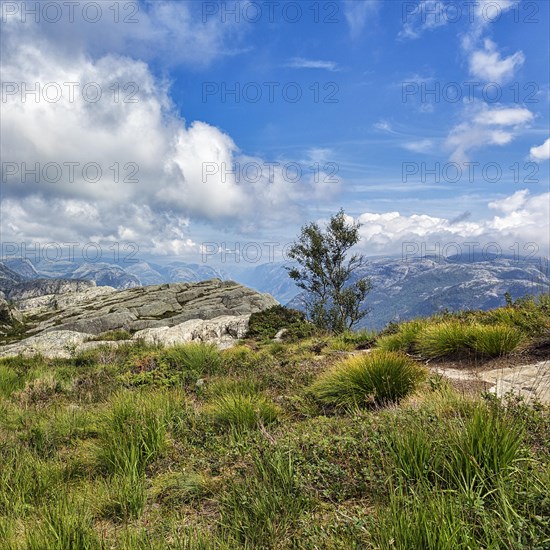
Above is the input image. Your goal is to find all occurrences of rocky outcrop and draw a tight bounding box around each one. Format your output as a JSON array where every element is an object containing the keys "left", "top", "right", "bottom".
[
  {"left": 0, "top": 279, "right": 278, "bottom": 357},
  {"left": 20, "top": 279, "right": 277, "bottom": 336},
  {"left": 133, "top": 315, "right": 250, "bottom": 349},
  {"left": 0, "top": 330, "right": 93, "bottom": 359}
]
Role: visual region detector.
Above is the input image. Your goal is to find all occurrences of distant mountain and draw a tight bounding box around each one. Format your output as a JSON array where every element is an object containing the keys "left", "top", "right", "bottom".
[
  {"left": 0, "top": 258, "right": 227, "bottom": 291},
  {"left": 244, "top": 256, "right": 550, "bottom": 330}
]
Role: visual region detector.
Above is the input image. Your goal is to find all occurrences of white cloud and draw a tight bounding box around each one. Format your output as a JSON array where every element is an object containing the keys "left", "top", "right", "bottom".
[
  {"left": 399, "top": 0, "right": 448, "bottom": 40},
  {"left": 1, "top": 0, "right": 247, "bottom": 68},
  {"left": 355, "top": 190, "right": 549, "bottom": 255},
  {"left": 468, "top": 38, "right": 524, "bottom": 83},
  {"left": 286, "top": 58, "right": 340, "bottom": 71},
  {"left": 343, "top": 0, "right": 379, "bottom": 39},
  {"left": 0, "top": 19, "right": 337, "bottom": 254},
  {"left": 373, "top": 120, "right": 392, "bottom": 132},
  {"left": 402, "top": 139, "right": 434, "bottom": 154},
  {"left": 445, "top": 103, "right": 533, "bottom": 162},
  {"left": 530, "top": 138, "right": 550, "bottom": 162}
]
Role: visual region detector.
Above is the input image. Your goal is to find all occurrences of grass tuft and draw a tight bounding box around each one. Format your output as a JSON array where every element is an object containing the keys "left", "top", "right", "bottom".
[{"left": 311, "top": 350, "right": 426, "bottom": 408}]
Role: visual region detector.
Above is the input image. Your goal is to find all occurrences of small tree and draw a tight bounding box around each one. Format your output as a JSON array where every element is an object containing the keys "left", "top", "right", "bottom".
[{"left": 286, "top": 209, "right": 372, "bottom": 333}]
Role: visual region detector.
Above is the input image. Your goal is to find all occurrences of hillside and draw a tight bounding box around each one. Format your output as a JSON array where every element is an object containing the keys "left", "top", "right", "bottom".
[{"left": 0, "top": 296, "right": 548, "bottom": 548}]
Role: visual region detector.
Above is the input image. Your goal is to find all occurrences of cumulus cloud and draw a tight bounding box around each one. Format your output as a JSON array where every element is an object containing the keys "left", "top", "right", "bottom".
[
  {"left": 0, "top": 16, "right": 336, "bottom": 254},
  {"left": 530, "top": 138, "right": 550, "bottom": 162},
  {"left": 445, "top": 103, "right": 533, "bottom": 162},
  {"left": 0, "top": 0, "right": 246, "bottom": 68},
  {"left": 355, "top": 190, "right": 549, "bottom": 255}
]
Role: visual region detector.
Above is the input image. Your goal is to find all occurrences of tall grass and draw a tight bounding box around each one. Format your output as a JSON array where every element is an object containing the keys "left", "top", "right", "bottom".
[
  {"left": 468, "top": 324, "right": 525, "bottom": 357},
  {"left": 26, "top": 494, "right": 101, "bottom": 550},
  {"left": 445, "top": 404, "right": 524, "bottom": 497},
  {"left": 0, "top": 365, "right": 23, "bottom": 397},
  {"left": 376, "top": 320, "right": 428, "bottom": 352},
  {"left": 311, "top": 350, "right": 426, "bottom": 408},
  {"left": 208, "top": 391, "right": 281, "bottom": 432},
  {"left": 416, "top": 321, "right": 473, "bottom": 358},
  {"left": 0, "top": 446, "right": 60, "bottom": 517},
  {"left": 220, "top": 450, "right": 307, "bottom": 546},
  {"left": 97, "top": 391, "right": 171, "bottom": 475},
  {"left": 160, "top": 342, "right": 222, "bottom": 376}
]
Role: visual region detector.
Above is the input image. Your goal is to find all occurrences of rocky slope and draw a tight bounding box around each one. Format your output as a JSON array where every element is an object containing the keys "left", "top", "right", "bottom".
[{"left": 0, "top": 279, "right": 278, "bottom": 357}]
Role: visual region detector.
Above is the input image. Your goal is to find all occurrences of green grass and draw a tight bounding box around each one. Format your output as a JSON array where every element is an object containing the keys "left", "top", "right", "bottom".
[
  {"left": 0, "top": 297, "right": 547, "bottom": 548},
  {"left": 376, "top": 319, "right": 428, "bottom": 352},
  {"left": 416, "top": 321, "right": 474, "bottom": 358},
  {"left": 311, "top": 350, "right": 426, "bottom": 408},
  {"left": 219, "top": 449, "right": 308, "bottom": 546},
  {"left": 207, "top": 390, "right": 281, "bottom": 431},
  {"left": 469, "top": 323, "right": 526, "bottom": 356}
]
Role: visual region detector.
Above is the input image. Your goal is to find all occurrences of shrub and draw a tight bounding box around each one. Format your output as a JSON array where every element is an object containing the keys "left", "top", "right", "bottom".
[
  {"left": 416, "top": 321, "right": 473, "bottom": 358},
  {"left": 208, "top": 391, "right": 281, "bottom": 431},
  {"left": 311, "top": 350, "right": 426, "bottom": 408},
  {"left": 246, "top": 305, "right": 309, "bottom": 340},
  {"left": 468, "top": 324, "right": 525, "bottom": 357}
]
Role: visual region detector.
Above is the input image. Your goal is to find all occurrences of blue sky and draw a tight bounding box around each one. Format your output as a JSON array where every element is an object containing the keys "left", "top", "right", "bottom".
[{"left": 1, "top": 0, "right": 549, "bottom": 266}]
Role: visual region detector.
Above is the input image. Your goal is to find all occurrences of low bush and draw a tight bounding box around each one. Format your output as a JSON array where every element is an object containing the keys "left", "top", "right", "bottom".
[
  {"left": 311, "top": 350, "right": 426, "bottom": 408},
  {"left": 247, "top": 305, "right": 312, "bottom": 340}
]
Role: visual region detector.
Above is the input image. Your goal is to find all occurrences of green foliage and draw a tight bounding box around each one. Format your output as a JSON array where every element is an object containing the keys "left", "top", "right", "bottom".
[
  {"left": 246, "top": 305, "right": 308, "bottom": 340},
  {"left": 97, "top": 391, "right": 171, "bottom": 476},
  {"left": 327, "top": 329, "right": 376, "bottom": 351},
  {"left": 311, "top": 350, "right": 426, "bottom": 408},
  {"left": 159, "top": 342, "right": 222, "bottom": 376},
  {"left": 287, "top": 209, "right": 373, "bottom": 333},
  {"left": 89, "top": 329, "right": 132, "bottom": 341},
  {"left": 0, "top": 365, "right": 23, "bottom": 398},
  {"left": 120, "top": 342, "right": 223, "bottom": 387},
  {"left": 0, "top": 305, "right": 547, "bottom": 548}
]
